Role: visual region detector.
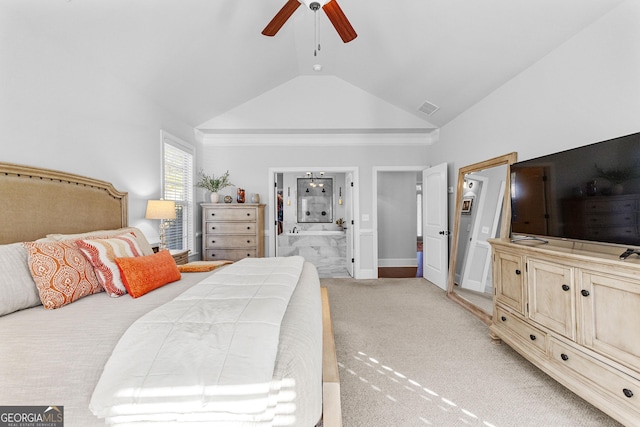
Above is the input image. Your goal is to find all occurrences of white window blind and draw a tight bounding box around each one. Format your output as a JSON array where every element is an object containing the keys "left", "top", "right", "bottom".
[{"left": 162, "top": 132, "right": 194, "bottom": 253}]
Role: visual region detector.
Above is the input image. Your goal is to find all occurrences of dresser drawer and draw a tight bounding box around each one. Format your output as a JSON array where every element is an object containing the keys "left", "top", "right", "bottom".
[
  {"left": 584, "top": 198, "right": 637, "bottom": 213},
  {"left": 205, "top": 221, "right": 256, "bottom": 235},
  {"left": 204, "top": 235, "right": 257, "bottom": 249},
  {"left": 204, "top": 208, "right": 256, "bottom": 221},
  {"left": 584, "top": 213, "right": 636, "bottom": 227},
  {"left": 204, "top": 249, "right": 257, "bottom": 261},
  {"left": 495, "top": 306, "right": 547, "bottom": 355},
  {"left": 550, "top": 338, "right": 640, "bottom": 412}
]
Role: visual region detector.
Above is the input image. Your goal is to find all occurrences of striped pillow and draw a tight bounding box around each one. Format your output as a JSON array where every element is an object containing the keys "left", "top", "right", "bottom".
[{"left": 76, "top": 233, "right": 143, "bottom": 297}]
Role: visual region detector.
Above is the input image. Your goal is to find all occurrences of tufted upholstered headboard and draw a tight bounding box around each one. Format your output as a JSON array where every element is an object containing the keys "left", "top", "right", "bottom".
[{"left": 0, "top": 162, "right": 128, "bottom": 244}]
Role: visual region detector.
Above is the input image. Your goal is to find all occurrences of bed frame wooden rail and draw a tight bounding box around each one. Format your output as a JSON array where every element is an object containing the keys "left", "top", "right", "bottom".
[{"left": 321, "top": 287, "right": 342, "bottom": 426}]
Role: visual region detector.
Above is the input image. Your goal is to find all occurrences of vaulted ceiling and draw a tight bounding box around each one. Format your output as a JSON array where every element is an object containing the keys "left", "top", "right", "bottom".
[{"left": 4, "top": 0, "right": 625, "bottom": 129}]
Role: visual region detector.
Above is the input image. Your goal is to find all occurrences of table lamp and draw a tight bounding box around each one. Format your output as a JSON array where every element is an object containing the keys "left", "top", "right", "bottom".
[{"left": 145, "top": 199, "right": 176, "bottom": 251}]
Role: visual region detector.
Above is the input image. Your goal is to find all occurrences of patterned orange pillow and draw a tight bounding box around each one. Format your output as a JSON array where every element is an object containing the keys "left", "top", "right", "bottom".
[
  {"left": 115, "top": 250, "right": 181, "bottom": 298},
  {"left": 23, "top": 240, "right": 103, "bottom": 309}
]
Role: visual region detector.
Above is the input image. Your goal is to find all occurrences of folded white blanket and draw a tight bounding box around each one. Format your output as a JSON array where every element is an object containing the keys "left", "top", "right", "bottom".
[{"left": 89, "top": 256, "right": 305, "bottom": 425}]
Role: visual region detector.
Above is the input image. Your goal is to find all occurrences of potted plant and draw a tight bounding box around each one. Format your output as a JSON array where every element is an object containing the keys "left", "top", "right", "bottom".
[
  {"left": 196, "top": 169, "right": 233, "bottom": 203},
  {"left": 595, "top": 164, "right": 638, "bottom": 195}
]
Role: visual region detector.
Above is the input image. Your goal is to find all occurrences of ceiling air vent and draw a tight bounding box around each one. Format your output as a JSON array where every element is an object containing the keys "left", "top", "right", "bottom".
[{"left": 418, "top": 100, "right": 439, "bottom": 116}]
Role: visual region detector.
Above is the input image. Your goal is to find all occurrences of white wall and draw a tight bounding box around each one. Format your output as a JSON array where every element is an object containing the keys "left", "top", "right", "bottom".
[
  {"left": 199, "top": 134, "right": 431, "bottom": 276},
  {"left": 0, "top": 11, "right": 198, "bottom": 242},
  {"left": 429, "top": 0, "right": 640, "bottom": 227}
]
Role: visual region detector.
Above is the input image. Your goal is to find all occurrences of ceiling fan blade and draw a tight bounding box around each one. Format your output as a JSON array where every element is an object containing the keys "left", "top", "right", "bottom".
[
  {"left": 322, "top": 0, "right": 357, "bottom": 43},
  {"left": 262, "top": 0, "right": 301, "bottom": 37}
]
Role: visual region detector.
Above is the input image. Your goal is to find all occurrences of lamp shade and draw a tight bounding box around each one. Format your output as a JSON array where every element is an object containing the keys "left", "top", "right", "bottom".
[{"left": 145, "top": 200, "right": 176, "bottom": 220}]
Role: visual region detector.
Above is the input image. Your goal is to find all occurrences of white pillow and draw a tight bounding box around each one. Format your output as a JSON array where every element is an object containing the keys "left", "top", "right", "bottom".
[{"left": 0, "top": 243, "right": 41, "bottom": 316}]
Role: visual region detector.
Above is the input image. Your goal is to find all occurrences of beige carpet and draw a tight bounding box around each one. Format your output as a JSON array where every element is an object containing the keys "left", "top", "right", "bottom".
[{"left": 320, "top": 277, "right": 621, "bottom": 427}]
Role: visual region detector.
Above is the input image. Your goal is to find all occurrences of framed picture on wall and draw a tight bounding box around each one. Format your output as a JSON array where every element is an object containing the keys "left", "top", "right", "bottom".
[{"left": 461, "top": 197, "right": 473, "bottom": 214}]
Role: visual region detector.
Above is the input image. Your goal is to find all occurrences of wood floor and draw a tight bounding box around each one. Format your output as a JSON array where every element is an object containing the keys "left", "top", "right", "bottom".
[{"left": 377, "top": 267, "right": 418, "bottom": 278}]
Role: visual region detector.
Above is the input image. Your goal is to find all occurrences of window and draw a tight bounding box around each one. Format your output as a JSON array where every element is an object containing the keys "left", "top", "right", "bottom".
[{"left": 161, "top": 131, "right": 194, "bottom": 253}]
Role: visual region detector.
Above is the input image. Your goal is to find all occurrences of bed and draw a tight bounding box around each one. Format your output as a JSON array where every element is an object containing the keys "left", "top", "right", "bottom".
[{"left": 0, "top": 162, "right": 339, "bottom": 426}]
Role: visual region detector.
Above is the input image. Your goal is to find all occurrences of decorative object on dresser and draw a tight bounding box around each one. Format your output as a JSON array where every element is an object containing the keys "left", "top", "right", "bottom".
[
  {"left": 202, "top": 203, "right": 265, "bottom": 261},
  {"left": 489, "top": 238, "right": 640, "bottom": 426},
  {"left": 196, "top": 169, "right": 233, "bottom": 203},
  {"left": 144, "top": 199, "right": 176, "bottom": 250}
]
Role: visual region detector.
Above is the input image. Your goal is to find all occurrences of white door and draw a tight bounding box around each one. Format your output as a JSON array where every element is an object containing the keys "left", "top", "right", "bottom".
[
  {"left": 423, "top": 163, "right": 448, "bottom": 290},
  {"left": 461, "top": 180, "right": 505, "bottom": 293},
  {"left": 345, "top": 173, "right": 354, "bottom": 277}
]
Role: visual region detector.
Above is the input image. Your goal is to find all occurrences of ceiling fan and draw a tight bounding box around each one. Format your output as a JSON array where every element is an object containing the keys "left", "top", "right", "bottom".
[{"left": 262, "top": 0, "right": 357, "bottom": 43}]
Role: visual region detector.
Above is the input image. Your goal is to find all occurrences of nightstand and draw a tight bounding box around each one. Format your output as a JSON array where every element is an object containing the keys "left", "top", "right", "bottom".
[{"left": 169, "top": 249, "right": 189, "bottom": 265}]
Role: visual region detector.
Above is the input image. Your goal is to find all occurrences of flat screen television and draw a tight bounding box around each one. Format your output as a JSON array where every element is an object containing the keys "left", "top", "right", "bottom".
[{"left": 510, "top": 131, "right": 640, "bottom": 250}]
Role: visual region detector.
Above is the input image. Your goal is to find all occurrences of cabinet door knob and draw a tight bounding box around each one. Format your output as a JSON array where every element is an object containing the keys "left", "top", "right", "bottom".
[
  {"left": 561, "top": 353, "right": 569, "bottom": 361},
  {"left": 501, "top": 316, "right": 507, "bottom": 322},
  {"left": 623, "top": 388, "right": 634, "bottom": 398},
  {"left": 562, "top": 284, "right": 570, "bottom": 291},
  {"left": 515, "top": 269, "right": 521, "bottom": 275},
  {"left": 581, "top": 289, "right": 590, "bottom": 297},
  {"left": 529, "top": 334, "right": 536, "bottom": 341}
]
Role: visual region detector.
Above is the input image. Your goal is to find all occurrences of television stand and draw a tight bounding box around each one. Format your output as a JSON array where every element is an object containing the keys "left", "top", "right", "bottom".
[{"left": 619, "top": 248, "right": 640, "bottom": 260}]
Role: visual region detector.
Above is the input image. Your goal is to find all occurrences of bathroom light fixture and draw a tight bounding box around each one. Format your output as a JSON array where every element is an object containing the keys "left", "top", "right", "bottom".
[
  {"left": 287, "top": 187, "right": 291, "bottom": 206},
  {"left": 306, "top": 171, "right": 325, "bottom": 187},
  {"left": 339, "top": 187, "right": 343, "bottom": 205}
]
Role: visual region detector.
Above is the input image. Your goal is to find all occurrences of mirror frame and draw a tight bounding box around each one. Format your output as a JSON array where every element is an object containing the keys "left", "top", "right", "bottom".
[{"left": 446, "top": 152, "right": 517, "bottom": 325}]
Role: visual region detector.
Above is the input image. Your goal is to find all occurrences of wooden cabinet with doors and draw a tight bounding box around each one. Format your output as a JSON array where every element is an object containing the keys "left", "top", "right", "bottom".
[{"left": 490, "top": 238, "right": 640, "bottom": 426}]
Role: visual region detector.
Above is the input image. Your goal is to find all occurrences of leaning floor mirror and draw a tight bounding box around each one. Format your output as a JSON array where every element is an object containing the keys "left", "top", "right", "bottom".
[{"left": 447, "top": 152, "right": 517, "bottom": 325}]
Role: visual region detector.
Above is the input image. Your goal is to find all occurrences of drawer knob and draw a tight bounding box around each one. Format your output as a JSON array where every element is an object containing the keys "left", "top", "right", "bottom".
[
  {"left": 581, "top": 289, "right": 590, "bottom": 297},
  {"left": 623, "top": 388, "right": 634, "bottom": 398},
  {"left": 247, "top": 213, "right": 250, "bottom": 216},
  {"left": 561, "top": 353, "right": 569, "bottom": 361},
  {"left": 501, "top": 316, "right": 507, "bottom": 322},
  {"left": 529, "top": 334, "right": 536, "bottom": 341},
  {"left": 562, "top": 284, "right": 570, "bottom": 291},
  {"left": 211, "top": 213, "right": 215, "bottom": 216},
  {"left": 247, "top": 226, "right": 251, "bottom": 230},
  {"left": 515, "top": 269, "right": 521, "bottom": 275},
  {"left": 247, "top": 240, "right": 251, "bottom": 243}
]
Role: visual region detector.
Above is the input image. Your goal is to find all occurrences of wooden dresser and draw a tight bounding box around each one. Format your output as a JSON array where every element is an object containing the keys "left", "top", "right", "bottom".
[
  {"left": 489, "top": 238, "right": 640, "bottom": 426},
  {"left": 201, "top": 203, "right": 265, "bottom": 262},
  {"left": 562, "top": 194, "right": 640, "bottom": 246}
]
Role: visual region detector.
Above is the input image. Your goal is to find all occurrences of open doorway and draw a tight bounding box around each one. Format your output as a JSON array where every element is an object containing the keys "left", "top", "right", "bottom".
[
  {"left": 268, "top": 167, "right": 358, "bottom": 278},
  {"left": 376, "top": 170, "right": 423, "bottom": 278}
]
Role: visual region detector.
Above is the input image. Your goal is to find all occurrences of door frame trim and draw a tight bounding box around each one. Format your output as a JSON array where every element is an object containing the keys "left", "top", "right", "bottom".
[{"left": 267, "top": 166, "right": 360, "bottom": 278}]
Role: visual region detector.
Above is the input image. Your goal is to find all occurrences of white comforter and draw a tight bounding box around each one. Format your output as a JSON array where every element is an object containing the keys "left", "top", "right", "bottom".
[{"left": 89, "top": 256, "right": 305, "bottom": 425}]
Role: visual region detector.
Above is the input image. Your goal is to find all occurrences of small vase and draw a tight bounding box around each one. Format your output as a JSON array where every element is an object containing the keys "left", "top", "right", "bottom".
[
  {"left": 237, "top": 188, "right": 245, "bottom": 204},
  {"left": 210, "top": 192, "right": 219, "bottom": 203}
]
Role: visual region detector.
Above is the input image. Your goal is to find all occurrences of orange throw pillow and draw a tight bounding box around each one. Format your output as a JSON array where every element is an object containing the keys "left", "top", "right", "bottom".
[{"left": 115, "top": 250, "right": 181, "bottom": 298}]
